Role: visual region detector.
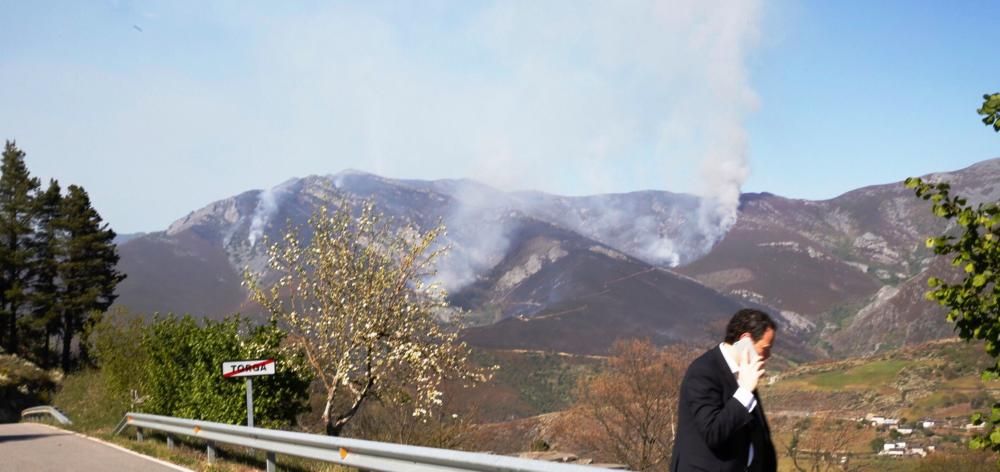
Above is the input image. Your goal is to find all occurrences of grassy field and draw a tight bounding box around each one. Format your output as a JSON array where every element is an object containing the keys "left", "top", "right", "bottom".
[
  {"left": 767, "top": 340, "right": 1000, "bottom": 411},
  {"left": 761, "top": 339, "right": 1000, "bottom": 470},
  {"left": 806, "top": 360, "right": 909, "bottom": 390}
]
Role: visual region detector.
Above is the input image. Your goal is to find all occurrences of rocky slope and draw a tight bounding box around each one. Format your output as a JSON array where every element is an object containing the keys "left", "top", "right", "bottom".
[{"left": 112, "top": 158, "right": 1000, "bottom": 357}]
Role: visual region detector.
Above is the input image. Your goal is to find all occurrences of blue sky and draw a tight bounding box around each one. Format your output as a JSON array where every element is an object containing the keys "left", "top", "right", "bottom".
[
  {"left": 747, "top": 1, "right": 999, "bottom": 196},
  {"left": 1, "top": 1, "right": 998, "bottom": 233}
]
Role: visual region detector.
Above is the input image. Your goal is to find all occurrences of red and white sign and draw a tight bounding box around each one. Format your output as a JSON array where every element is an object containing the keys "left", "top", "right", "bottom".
[{"left": 222, "top": 359, "right": 276, "bottom": 378}]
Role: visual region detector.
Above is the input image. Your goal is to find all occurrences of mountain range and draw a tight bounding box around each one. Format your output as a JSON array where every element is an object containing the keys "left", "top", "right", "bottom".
[{"left": 112, "top": 158, "right": 1000, "bottom": 360}]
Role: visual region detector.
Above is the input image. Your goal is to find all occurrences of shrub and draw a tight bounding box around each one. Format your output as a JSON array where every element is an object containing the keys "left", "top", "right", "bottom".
[
  {"left": 93, "top": 312, "right": 313, "bottom": 428},
  {"left": 0, "top": 354, "right": 59, "bottom": 422}
]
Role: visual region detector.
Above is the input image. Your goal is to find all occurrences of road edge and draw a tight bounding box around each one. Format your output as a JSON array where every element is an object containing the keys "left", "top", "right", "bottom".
[{"left": 28, "top": 422, "right": 194, "bottom": 472}]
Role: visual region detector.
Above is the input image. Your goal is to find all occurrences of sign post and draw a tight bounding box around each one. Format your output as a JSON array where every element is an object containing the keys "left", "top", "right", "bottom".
[
  {"left": 246, "top": 377, "right": 254, "bottom": 428},
  {"left": 222, "top": 359, "right": 276, "bottom": 428}
]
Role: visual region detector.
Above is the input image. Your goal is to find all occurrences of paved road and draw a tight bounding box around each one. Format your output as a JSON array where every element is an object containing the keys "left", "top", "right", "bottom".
[{"left": 0, "top": 422, "right": 189, "bottom": 471}]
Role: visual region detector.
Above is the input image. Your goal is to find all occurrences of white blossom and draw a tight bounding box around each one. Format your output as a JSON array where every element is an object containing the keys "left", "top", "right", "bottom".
[{"left": 244, "top": 201, "right": 491, "bottom": 434}]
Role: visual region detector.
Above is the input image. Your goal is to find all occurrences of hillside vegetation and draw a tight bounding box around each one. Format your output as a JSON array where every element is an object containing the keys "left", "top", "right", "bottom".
[
  {"left": 0, "top": 354, "right": 59, "bottom": 423},
  {"left": 764, "top": 338, "right": 998, "bottom": 419}
]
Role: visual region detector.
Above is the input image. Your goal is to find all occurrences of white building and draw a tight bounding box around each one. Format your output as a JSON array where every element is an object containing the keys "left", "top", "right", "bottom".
[
  {"left": 882, "top": 442, "right": 906, "bottom": 451},
  {"left": 867, "top": 415, "right": 900, "bottom": 427}
]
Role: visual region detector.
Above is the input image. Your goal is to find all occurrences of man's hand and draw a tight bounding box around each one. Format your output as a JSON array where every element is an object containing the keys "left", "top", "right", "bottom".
[{"left": 736, "top": 345, "right": 765, "bottom": 392}]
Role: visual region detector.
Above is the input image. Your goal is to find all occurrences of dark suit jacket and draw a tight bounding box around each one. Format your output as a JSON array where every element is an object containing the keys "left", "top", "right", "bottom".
[{"left": 671, "top": 346, "right": 777, "bottom": 472}]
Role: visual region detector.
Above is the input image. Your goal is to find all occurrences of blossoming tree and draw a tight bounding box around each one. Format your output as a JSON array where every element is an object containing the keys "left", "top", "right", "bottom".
[{"left": 244, "top": 201, "right": 489, "bottom": 436}]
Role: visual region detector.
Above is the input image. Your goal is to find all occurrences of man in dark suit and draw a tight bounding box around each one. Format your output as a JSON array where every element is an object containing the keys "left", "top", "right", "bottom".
[{"left": 671, "top": 309, "right": 778, "bottom": 472}]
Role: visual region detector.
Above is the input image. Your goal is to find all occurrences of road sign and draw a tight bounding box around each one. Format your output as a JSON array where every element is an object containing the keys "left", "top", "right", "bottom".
[
  {"left": 222, "top": 359, "right": 276, "bottom": 428},
  {"left": 222, "top": 359, "right": 276, "bottom": 378}
]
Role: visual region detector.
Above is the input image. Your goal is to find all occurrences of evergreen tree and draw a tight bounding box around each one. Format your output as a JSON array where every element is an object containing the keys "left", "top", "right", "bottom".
[
  {"left": 0, "top": 141, "right": 40, "bottom": 354},
  {"left": 28, "top": 180, "right": 63, "bottom": 367},
  {"left": 58, "top": 185, "right": 124, "bottom": 370}
]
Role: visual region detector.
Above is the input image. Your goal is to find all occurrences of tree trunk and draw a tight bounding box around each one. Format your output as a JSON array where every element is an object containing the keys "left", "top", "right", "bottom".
[
  {"left": 325, "top": 416, "right": 343, "bottom": 436},
  {"left": 326, "top": 400, "right": 364, "bottom": 437},
  {"left": 79, "top": 332, "right": 90, "bottom": 367},
  {"left": 43, "top": 326, "right": 51, "bottom": 368},
  {"left": 322, "top": 390, "right": 371, "bottom": 436},
  {"left": 61, "top": 312, "right": 73, "bottom": 371},
  {"left": 4, "top": 229, "right": 14, "bottom": 354},
  {"left": 6, "top": 303, "right": 15, "bottom": 354},
  {"left": 324, "top": 375, "right": 374, "bottom": 436},
  {"left": 5, "top": 313, "right": 13, "bottom": 353}
]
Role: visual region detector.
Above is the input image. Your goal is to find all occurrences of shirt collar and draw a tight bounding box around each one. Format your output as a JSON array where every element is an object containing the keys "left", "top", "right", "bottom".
[{"left": 718, "top": 343, "right": 739, "bottom": 374}]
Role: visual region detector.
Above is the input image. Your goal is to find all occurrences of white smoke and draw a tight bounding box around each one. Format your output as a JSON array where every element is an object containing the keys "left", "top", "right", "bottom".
[
  {"left": 697, "top": 141, "right": 750, "bottom": 252},
  {"left": 542, "top": 197, "right": 688, "bottom": 267},
  {"left": 632, "top": 215, "right": 683, "bottom": 267},
  {"left": 248, "top": 178, "right": 299, "bottom": 247},
  {"left": 7, "top": 1, "right": 765, "bottom": 258},
  {"left": 434, "top": 182, "right": 515, "bottom": 291},
  {"left": 454, "top": 0, "right": 762, "bottom": 262},
  {"left": 691, "top": 2, "right": 759, "bottom": 250}
]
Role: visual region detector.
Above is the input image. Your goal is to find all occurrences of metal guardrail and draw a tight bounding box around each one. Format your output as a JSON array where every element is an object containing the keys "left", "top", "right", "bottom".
[
  {"left": 21, "top": 406, "right": 73, "bottom": 425},
  {"left": 115, "top": 412, "right": 624, "bottom": 472}
]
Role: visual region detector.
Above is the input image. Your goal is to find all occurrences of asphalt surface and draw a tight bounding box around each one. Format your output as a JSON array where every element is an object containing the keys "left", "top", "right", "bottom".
[{"left": 0, "top": 422, "right": 189, "bottom": 471}]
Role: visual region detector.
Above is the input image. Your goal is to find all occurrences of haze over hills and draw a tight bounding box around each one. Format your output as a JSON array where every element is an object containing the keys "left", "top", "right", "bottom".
[{"left": 112, "top": 157, "right": 1000, "bottom": 358}]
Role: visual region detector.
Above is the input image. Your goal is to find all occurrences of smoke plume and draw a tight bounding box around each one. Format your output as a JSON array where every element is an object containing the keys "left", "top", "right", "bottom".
[{"left": 248, "top": 179, "right": 299, "bottom": 247}]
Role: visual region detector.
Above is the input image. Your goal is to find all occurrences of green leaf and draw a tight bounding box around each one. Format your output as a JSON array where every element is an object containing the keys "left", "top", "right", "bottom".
[
  {"left": 959, "top": 211, "right": 973, "bottom": 226},
  {"left": 973, "top": 274, "right": 987, "bottom": 287}
]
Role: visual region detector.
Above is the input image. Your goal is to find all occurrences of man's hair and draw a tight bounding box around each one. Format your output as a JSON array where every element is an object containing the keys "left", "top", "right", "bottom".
[{"left": 724, "top": 308, "right": 777, "bottom": 344}]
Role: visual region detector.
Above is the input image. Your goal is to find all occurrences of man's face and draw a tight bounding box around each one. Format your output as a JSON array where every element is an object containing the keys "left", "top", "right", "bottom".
[{"left": 753, "top": 328, "right": 775, "bottom": 362}]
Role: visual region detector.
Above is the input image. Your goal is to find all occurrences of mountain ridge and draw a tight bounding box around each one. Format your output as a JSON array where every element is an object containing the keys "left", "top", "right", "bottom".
[{"left": 112, "top": 157, "right": 1000, "bottom": 357}]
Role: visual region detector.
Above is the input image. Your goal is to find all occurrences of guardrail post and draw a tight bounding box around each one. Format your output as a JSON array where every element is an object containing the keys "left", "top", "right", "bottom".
[
  {"left": 136, "top": 427, "right": 144, "bottom": 442},
  {"left": 166, "top": 434, "right": 175, "bottom": 449},
  {"left": 206, "top": 441, "right": 217, "bottom": 463},
  {"left": 266, "top": 451, "right": 276, "bottom": 472}
]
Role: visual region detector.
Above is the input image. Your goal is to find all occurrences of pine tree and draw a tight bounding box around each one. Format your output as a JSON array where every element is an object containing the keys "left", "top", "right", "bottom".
[
  {"left": 0, "top": 141, "right": 40, "bottom": 354},
  {"left": 28, "top": 180, "right": 63, "bottom": 367},
  {"left": 58, "top": 185, "right": 125, "bottom": 370}
]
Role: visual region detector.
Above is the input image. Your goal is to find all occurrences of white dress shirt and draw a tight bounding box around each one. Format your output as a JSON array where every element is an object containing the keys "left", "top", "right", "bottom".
[{"left": 719, "top": 343, "right": 756, "bottom": 467}]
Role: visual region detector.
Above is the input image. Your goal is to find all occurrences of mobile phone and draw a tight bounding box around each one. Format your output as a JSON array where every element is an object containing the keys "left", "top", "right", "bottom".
[{"left": 733, "top": 336, "right": 759, "bottom": 364}]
